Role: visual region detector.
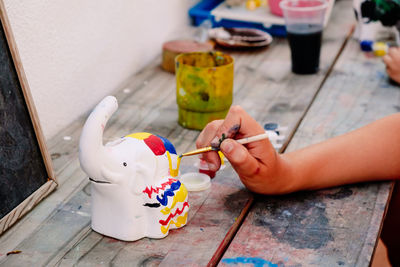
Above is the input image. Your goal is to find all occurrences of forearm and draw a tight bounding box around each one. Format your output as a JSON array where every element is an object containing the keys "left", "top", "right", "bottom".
[{"left": 281, "top": 113, "right": 400, "bottom": 192}]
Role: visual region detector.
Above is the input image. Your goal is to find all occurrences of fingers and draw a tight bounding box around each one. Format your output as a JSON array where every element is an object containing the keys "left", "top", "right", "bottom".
[
  {"left": 195, "top": 105, "right": 273, "bottom": 172},
  {"left": 384, "top": 48, "right": 400, "bottom": 68},
  {"left": 383, "top": 47, "right": 400, "bottom": 84},
  {"left": 212, "top": 105, "right": 265, "bottom": 144},
  {"left": 388, "top": 47, "right": 400, "bottom": 63},
  {"left": 196, "top": 120, "right": 223, "bottom": 148},
  {"left": 213, "top": 106, "right": 269, "bottom": 160},
  {"left": 196, "top": 120, "right": 223, "bottom": 171},
  {"left": 383, "top": 54, "right": 393, "bottom": 67},
  {"left": 220, "top": 139, "right": 260, "bottom": 177}
]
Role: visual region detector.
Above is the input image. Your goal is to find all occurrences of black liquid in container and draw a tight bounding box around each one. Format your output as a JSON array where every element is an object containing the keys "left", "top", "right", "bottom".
[{"left": 287, "top": 24, "right": 323, "bottom": 74}]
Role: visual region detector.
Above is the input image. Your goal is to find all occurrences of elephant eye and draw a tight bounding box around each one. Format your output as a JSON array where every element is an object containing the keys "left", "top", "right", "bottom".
[{"left": 123, "top": 162, "right": 127, "bottom": 167}]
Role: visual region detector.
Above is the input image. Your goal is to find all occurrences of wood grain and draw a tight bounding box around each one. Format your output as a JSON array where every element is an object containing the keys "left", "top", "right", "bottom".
[
  {"left": 220, "top": 30, "right": 398, "bottom": 267},
  {"left": 0, "top": 0, "right": 364, "bottom": 265}
]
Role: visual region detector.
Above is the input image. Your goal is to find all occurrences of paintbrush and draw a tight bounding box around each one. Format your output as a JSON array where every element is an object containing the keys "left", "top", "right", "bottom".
[{"left": 179, "top": 132, "right": 270, "bottom": 157}]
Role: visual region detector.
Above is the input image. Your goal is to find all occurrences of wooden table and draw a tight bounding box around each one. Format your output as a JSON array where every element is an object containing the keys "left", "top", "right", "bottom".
[{"left": 1, "top": 0, "right": 399, "bottom": 265}]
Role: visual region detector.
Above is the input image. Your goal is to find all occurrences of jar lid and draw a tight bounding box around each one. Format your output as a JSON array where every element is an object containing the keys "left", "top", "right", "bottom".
[
  {"left": 179, "top": 172, "right": 211, "bottom": 191},
  {"left": 162, "top": 40, "right": 213, "bottom": 54}
]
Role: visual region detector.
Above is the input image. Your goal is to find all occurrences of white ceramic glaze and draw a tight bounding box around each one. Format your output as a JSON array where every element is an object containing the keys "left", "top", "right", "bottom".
[{"left": 79, "top": 96, "right": 189, "bottom": 241}]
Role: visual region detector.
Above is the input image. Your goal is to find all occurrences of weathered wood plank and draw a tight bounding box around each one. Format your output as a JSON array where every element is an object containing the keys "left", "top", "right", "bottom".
[
  {"left": 220, "top": 32, "right": 398, "bottom": 267},
  {"left": 0, "top": 0, "right": 356, "bottom": 265}
]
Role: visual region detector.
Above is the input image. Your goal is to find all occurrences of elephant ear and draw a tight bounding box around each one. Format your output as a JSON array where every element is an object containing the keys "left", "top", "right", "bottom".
[{"left": 130, "top": 162, "right": 153, "bottom": 195}]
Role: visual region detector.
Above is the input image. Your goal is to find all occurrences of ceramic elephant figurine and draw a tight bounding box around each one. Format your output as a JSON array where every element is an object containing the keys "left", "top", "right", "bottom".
[{"left": 79, "top": 96, "right": 189, "bottom": 241}]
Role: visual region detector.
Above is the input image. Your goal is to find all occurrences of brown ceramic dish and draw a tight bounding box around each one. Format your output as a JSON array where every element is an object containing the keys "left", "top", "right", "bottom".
[{"left": 209, "top": 27, "right": 273, "bottom": 48}]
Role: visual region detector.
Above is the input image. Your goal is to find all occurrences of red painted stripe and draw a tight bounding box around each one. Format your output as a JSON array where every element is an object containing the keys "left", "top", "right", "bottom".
[
  {"left": 143, "top": 178, "right": 176, "bottom": 198},
  {"left": 159, "top": 201, "right": 189, "bottom": 226}
]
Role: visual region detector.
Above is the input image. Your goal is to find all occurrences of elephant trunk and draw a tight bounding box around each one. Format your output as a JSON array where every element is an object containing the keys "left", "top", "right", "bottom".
[{"left": 79, "top": 96, "right": 118, "bottom": 179}]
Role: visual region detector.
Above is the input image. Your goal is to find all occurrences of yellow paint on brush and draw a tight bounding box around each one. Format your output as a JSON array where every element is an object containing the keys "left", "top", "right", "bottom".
[
  {"left": 161, "top": 213, "right": 188, "bottom": 234},
  {"left": 125, "top": 132, "right": 152, "bottom": 140},
  {"left": 218, "top": 151, "right": 225, "bottom": 165},
  {"left": 167, "top": 151, "right": 182, "bottom": 177},
  {"left": 161, "top": 185, "right": 188, "bottom": 215}
]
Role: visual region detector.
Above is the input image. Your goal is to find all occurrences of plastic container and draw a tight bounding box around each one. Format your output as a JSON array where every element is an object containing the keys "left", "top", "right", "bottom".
[
  {"left": 180, "top": 172, "right": 211, "bottom": 191},
  {"left": 189, "top": 0, "right": 335, "bottom": 37},
  {"left": 175, "top": 51, "right": 234, "bottom": 130},
  {"left": 268, "top": 0, "right": 283, "bottom": 16},
  {"left": 161, "top": 40, "right": 213, "bottom": 73},
  {"left": 280, "top": 0, "right": 328, "bottom": 74},
  {"left": 189, "top": 0, "right": 287, "bottom": 37}
]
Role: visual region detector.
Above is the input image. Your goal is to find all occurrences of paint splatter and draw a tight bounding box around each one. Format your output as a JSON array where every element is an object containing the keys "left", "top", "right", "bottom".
[
  {"left": 268, "top": 103, "right": 290, "bottom": 113},
  {"left": 253, "top": 191, "right": 335, "bottom": 249},
  {"left": 6, "top": 250, "right": 22, "bottom": 256},
  {"left": 139, "top": 255, "right": 164, "bottom": 266},
  {"left": 326, "top": 187, "right": 353, "bottom": 200},
  {"left": 222, "top": 257, "right": 278, "bottom": 267},
  {"left": 211, "top": 124, "right": 241, "bottom": 149},
  {"left": 224, "top": 190, "right": 251, "bottom": 214}
]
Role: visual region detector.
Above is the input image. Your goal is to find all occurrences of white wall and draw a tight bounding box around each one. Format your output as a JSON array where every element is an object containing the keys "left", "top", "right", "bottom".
[{"left": 4, "top": 0, "right": 195, "bottom": 140}]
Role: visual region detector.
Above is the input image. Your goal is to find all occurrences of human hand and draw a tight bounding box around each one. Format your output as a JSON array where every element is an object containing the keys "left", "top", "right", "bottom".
[
  {"left": 196, "top": 106, "right": 291, "bottom": 194},
  {"left": 383, "top": 47, "right": 400, "bottom": 84}
]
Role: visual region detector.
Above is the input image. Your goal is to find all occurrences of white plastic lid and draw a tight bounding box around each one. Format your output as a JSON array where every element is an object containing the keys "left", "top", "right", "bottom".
[{"left": 180, "top": 172, "right": 211, "bottom": 191}]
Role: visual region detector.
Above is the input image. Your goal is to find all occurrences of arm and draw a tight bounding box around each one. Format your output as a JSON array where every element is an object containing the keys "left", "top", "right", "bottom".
[{"left": 196, "top": 106, "right": 400, "bottom": 195}]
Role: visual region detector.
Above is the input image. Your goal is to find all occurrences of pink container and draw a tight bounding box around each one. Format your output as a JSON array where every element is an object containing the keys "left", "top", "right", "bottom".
[{"left": 269, "top": 0, "right": 283, "bottom": 16}]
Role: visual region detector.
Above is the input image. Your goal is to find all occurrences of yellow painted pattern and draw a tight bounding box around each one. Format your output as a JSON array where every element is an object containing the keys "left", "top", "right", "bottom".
[
  {"left": 166, "top": 151, "right": 181, "bottom": 177},
  {"left": 161, "top": 213, "right": 188, "bottom": 234},
  {"left": 161, "top": 184, "right": 188, "bottom": 215},
  {"left": 125, "top": 132, "right": 151, "bottom": 140}
]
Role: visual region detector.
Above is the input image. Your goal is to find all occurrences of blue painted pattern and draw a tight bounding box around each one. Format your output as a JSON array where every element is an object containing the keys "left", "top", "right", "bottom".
[
  {"left": 222, "top": 257, "right": 278, "bottom": 267},
  {"left": 156, "top": 180, "right": 181, "bottom": 206}
]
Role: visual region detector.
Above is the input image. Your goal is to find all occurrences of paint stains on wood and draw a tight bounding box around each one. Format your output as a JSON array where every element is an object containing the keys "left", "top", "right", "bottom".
[
  {"left": 268, "top": 103, "right": 290, "bottom": 113},
  {"left": 253, "top": 192, "right": 334, "bottom": 250},
  {"left": 326, "top": 187, "right": 353, "bottom": 200},
  {"left": 6, "top": 250, "right": 21, "bottom": 256},
  {"left": 224, "top": 190, "right": 252, "bottom": 215},
  {"left": 222, "top": 256, "right": 278, "bottom": 267},
  {"left": 139, "top": 255, "right": 164, "bottom": 266}
]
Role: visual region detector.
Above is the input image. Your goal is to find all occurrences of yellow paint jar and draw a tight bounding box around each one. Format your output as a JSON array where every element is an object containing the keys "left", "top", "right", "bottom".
[{"left": 175, "top": 51, "right": 234, "bottom": 130}]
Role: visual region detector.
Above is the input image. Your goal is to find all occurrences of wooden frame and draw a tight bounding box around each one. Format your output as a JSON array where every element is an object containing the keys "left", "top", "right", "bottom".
[{"left": 0, "top": 0, "right": 57, "bottom": 235}]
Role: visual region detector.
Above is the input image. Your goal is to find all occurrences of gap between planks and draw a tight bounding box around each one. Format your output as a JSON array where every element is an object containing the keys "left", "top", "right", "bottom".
[{"left": 206, "top": 23, "right": 356, "bottom": 267}]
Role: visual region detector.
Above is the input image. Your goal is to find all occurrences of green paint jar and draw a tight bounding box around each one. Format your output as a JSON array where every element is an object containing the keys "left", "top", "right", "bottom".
[{"left": 175, "top": 51, "right": 234, "bottom": 130}]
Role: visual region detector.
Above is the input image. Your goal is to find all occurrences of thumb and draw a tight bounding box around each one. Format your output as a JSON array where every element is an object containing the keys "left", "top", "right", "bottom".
[{"left": 220, "top": 139, "right": 260, "bottom": 176}]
